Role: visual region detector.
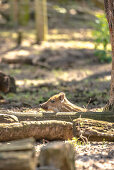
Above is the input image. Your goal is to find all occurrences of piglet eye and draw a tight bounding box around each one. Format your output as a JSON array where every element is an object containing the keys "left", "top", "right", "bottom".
[{"left": 50, "top": 100, "right": 55, "bottom": 103}]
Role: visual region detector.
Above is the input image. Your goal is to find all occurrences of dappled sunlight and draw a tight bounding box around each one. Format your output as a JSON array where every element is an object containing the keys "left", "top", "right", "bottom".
[
  {"left": 48, "top": 41, "right": 94, "bottom": 49},
  {"left": 0, "top": 0, "right": 112, "bottom": 110},
  {"left": 3, "top": 50, "right": 30, "bottom": 60},
  {"left": 98, "top": 75, "right": 111, "bottom": 82},
  {"left": 16, "top": 78, "right": 59, "bottom": 88}
]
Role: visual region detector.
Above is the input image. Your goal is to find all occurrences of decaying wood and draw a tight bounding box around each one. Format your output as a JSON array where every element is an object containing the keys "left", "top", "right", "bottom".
[
  {"left": 0, "top": 138, "right": 37, "bottom": 170},
  {"left": 73, "top": 118, "right": 114, "bottom": 142},
  {"left": 0, "top": 114, "right": 18, "bottom": 123},
  {"left": 0, "top": 121, "right": 73, "bottom": 142},
  {"left": 0, "top": 119, "right": 113, "bottom": 142},
  {"left": 39, "top": 142, "right": 75, "bottom": 170},
  {"left": 0, "top": 111, "right": 114, "bottom": 122}
]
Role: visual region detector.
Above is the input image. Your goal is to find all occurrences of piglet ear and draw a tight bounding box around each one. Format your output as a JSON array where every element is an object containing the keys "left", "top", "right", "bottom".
[{"left": 59, "top": 92, "right": 65, "bottom": 101}]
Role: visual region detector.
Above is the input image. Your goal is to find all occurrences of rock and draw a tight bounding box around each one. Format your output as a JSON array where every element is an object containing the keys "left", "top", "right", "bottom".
[{"left": 39, "top": 142, "right": 75, "bottom": 170}]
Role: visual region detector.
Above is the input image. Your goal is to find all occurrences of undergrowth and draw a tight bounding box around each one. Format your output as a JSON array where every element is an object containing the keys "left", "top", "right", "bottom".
[{"left": 93, "top": 14, "right": 111, "bottom": 63}]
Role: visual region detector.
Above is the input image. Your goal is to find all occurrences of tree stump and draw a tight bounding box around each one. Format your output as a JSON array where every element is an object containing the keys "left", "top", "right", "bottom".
[{"left": 39, "top": 142, "right": 75, "bottom": 170}]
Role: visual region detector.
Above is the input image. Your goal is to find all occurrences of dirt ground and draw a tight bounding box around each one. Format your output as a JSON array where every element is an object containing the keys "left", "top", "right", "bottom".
[{"left": 35, "top": 141, "right": 114, "bottom": 170}]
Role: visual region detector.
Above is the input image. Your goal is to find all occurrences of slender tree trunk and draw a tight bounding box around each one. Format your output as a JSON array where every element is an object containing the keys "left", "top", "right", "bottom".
[
  {"left": 35, "top": 0, "right": 48, "bottom": 44},
  {"left": 104, "top": 0, "right": 114, "bottom": 111}
]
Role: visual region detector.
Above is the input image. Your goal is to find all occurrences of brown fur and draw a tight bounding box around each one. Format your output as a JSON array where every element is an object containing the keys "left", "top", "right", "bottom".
[{"left": 40, "top": 92, "right": 87, "bottom": 112}]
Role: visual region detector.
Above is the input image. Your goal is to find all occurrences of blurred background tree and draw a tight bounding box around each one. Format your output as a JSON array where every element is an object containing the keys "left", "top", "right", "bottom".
[
  {"left": 10, "top": 0, "right": 30, "bottom": 46},
  {"left": 0, "top": 0, "right": 112, "bottom": 110}
]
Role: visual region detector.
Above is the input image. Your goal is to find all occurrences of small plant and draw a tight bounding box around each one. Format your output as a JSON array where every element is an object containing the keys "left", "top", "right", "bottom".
[
  {"left": 93, "top": 13, "right": 111, "bottom": 63},
  {"left": 102, "top": 138, "right": 106, "bottom": 147},
  {"left": 68, "top": 137, "right": 86, "bottom": 147}
]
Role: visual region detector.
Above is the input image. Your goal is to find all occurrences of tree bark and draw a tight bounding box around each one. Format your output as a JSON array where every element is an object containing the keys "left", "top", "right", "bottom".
[
  {"left": 0, "top": 111, "right": 114, "bottom": 122},
  {"left": 39, "top": 142, "right": 75, "bottom": 170},
  {"left": 104, "top": 0, "right": 114, "bottom": 111},
  {"left": 0, "top": 121, "right": 73, "bottom": 142},
  {"left": 0, "top": 114, "right": 18, "bottom": 123},
  {"left": 0, "top": 138, "right": 37, "bottom": 170},
  {"left": 0, "top": 119, "right": 113, "bottom": 142},
  {"left": 34, "top": 0, "right": 48, "bottom": 44}
]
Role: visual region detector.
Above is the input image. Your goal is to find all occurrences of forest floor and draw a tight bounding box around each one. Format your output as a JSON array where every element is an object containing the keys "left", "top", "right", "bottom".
[
  {"left": 36, "top": 141, "right": 114, "bottom": 170},
  {"left": 0, "top": 0, "right": 111, "bottom": 111},
  {"left": 0, "top": 1, "right": 113, "bottom": 169}
]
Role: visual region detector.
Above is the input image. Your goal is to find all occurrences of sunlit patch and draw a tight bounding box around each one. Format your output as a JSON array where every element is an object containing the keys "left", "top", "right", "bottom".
[
  {"left": 104, "top": 75, "right": 111, "bottom": 81},
  {"left": 4, "top": 50, "right": 30, "bottom": 60},
  {"left": 16, "top": 79, "right": 59, "bottom": 88},
  {"left": 54, "top": 6, "right": 67, "bottom": 14},
  {"left": 97, "top": 75, "right": 111, "bottom": 82}
]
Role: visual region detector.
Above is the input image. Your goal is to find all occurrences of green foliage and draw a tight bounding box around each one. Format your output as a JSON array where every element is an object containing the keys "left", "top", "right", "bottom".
[
  {"left": 93, "top": 14, "right": 111, "bottom": 63},
  {"left": 68, "top": 137, "right": 87, "bottom": 147}
]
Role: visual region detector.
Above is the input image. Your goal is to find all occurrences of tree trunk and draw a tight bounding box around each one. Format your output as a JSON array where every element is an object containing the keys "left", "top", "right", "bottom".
[
  {"left": 34, "top": 0, "right": 48, "bottom": 44},
  {"left": 104, "top": 0, "right": 114, "bottom": 111}
]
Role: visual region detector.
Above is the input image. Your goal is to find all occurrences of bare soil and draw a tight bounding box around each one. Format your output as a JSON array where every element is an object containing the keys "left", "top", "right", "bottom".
[{"left": 35, "top": 141, "right": 114, "bottom": 170}]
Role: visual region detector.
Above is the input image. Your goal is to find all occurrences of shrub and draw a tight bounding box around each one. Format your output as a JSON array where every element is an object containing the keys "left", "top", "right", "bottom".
[{"left": 93, "top": 13, "right": 111, "bottom": 63}]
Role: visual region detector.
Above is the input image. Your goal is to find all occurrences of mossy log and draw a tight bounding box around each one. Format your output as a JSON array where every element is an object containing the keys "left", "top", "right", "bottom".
[
  {"left": 0, "top": 119, "right": 113, "bottom": 142},
  {"left": 1, "top": 111, "right": 114, "bottom": 122},
  {"left": 73, "top": 118, "right": 114, "bottom": 142},
  {"left": 0, "top": 121, "right": 73, "bottom": 142},
  {"left": 0, "top": 138, "right": 37, "bottom": 170}
]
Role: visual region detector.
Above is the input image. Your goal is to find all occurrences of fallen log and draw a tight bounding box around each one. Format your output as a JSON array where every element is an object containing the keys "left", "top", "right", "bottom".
[
  {"left": 0, "top": 119, "right": 113, "bottom": 142},
  {"left": 73, "top": 118, "right": 114, "bottom": 142},
  {"left": 0, "top": 114, "right": 18, "bottom": 123},
  {"left": 0, "top": 138, "right": 37, "bottom": 170},
  {"left": 0, "top": 121, "right": 73, "bottom": 142},
  {"left": 0, "top": 111, "right": 114, "bottom": 122}
]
